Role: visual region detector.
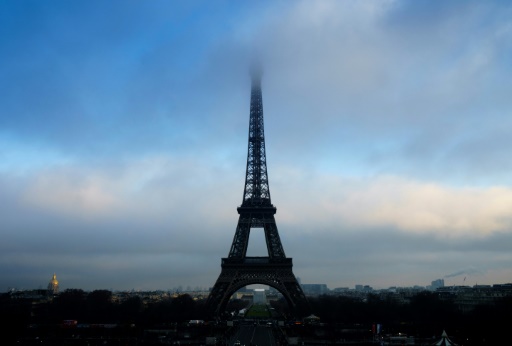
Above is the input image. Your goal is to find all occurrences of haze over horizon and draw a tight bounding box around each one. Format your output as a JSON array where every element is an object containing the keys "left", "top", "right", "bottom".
[{"left": 2, "top": 0, "right": 512, "bottom": 292}]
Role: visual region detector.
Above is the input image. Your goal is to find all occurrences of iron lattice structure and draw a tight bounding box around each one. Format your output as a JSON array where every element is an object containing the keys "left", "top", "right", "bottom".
[{"left": 207, "top": 67, "right": 309, "bottom": 317}]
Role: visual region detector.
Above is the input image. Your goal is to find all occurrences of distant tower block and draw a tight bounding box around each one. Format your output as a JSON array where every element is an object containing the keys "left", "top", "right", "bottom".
[
  {"left": 48, "top": 273, "right": 59, "bottom": 295},
  {"left": 206, "top": 67, "right": 310, "bottom": 317}
]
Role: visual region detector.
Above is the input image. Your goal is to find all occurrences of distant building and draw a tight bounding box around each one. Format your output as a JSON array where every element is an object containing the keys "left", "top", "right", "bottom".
[
  {"left": 240, "top": 294, "right": 253, "bottom": 303},
  {"left": 253, "top": 289, "right": 267, "bottom": 304},
  {"left": 48, "top": 273, "right": 59, "bottom": 295},
  {"left": 302, "top": 284, "right": 329, "bottom": 296},
  {"left": 430, "top": 278, "right": 444, "bottom": 290},
  {"left": 266, "top": 291, "right": 280, "bottom": 302},
  {"left": 332, "top": 287, "right": 349, "bottom": 292}
]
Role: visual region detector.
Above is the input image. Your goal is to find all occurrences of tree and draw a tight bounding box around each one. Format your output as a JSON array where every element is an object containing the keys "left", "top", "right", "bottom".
[
  {"left": 86, "top": 290, "right": 113, "bottom": 322},
  {"left": 51, "top": 289, "right": 87, "bottom": 322}
]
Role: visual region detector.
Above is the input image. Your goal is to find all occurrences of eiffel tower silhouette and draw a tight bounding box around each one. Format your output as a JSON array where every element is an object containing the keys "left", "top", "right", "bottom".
[{"left": 207, "top": 65, "right": 309, "bottom": 317}]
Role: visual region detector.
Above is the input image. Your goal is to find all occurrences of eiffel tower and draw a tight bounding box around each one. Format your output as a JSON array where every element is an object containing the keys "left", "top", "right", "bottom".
[{"left": 207, "top": 65, "right": 309, "bottom": 317}]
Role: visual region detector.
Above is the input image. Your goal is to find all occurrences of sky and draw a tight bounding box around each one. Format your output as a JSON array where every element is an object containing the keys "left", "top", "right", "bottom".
[{"left": 1, "top": 0, "right": 512, "bottom": 292}]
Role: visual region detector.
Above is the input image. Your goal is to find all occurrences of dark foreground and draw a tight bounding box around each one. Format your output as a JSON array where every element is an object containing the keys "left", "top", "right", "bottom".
[
  {"left": 3, "top": 290, "right": 512, "bottom": 345},
  {"left": 1, "top": 321, "right": 434, "bottom": 346}
]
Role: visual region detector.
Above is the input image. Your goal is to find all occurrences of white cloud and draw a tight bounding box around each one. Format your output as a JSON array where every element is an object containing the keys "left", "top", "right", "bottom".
[
  {"left": 17, "top": 155, "right": 240, "bottom": 226},
  {"left": 340, "top": 178, "right": 512, "bottom": 237},
  {"left": 273, "top": 170, "right": 512, "bottom": 238},
  {"left": 17, "top": 155, "right": 512, "bottom": 240},
  {"left": 21, "top": 170, "right": 118, "bottom": 218}
]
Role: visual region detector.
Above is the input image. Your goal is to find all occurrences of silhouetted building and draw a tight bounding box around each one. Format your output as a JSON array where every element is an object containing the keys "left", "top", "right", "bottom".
[
  {"left": 302, "top": 284, "right": 329, "bottom": 296},
  {"left": 430, "top": 278, "right": 444, "bottom": 290},
  {"left": 332, "top": 287, "right": 349, "bottom": 292},
  {"left": 253, "top": 289, "right": 267, "bottom": 304}
]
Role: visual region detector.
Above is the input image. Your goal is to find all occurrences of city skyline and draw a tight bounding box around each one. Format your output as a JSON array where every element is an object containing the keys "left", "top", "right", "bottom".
[
  {"left": 6, "top": 272, "right": 507, "bottom": 293},
  {"left": 1, "top": 0, "right": 512, "bottom": 291}
]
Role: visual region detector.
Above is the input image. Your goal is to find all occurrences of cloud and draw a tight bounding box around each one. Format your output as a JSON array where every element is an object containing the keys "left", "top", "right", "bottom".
[
  {"left": 214, "top": 0, "right": 512, "bottom": 185},
  {"left": 338, "top": 178, "right": 512, "bottom": 237},
  {"left": 11, "top": 157, "right": 512, "bottom": 241},
  {"left": 444, "top": 267, "right": 485, "bottom": 279},
  {"left": 2, "top": 0, "right": 512, "bottom": 290},
  {"left": 3, "top": 158, "right": 512, "bottom": 289},
  {"left": 13, "top": 155, "right": 239, "bottom": 223},
  {"left": 272, "top": 170, "right": 512, "bottom": 238},
  {"left": 22, "top": 172, "right": 118, "bottom": 218},
  {"left": 2, "top": 0, "right": 512, "bottom": 183}
]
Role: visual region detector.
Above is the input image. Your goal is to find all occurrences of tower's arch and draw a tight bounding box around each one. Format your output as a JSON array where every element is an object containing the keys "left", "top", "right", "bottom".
[{"left": 215, "top": 270, "right": 301, "bottom": 315}]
